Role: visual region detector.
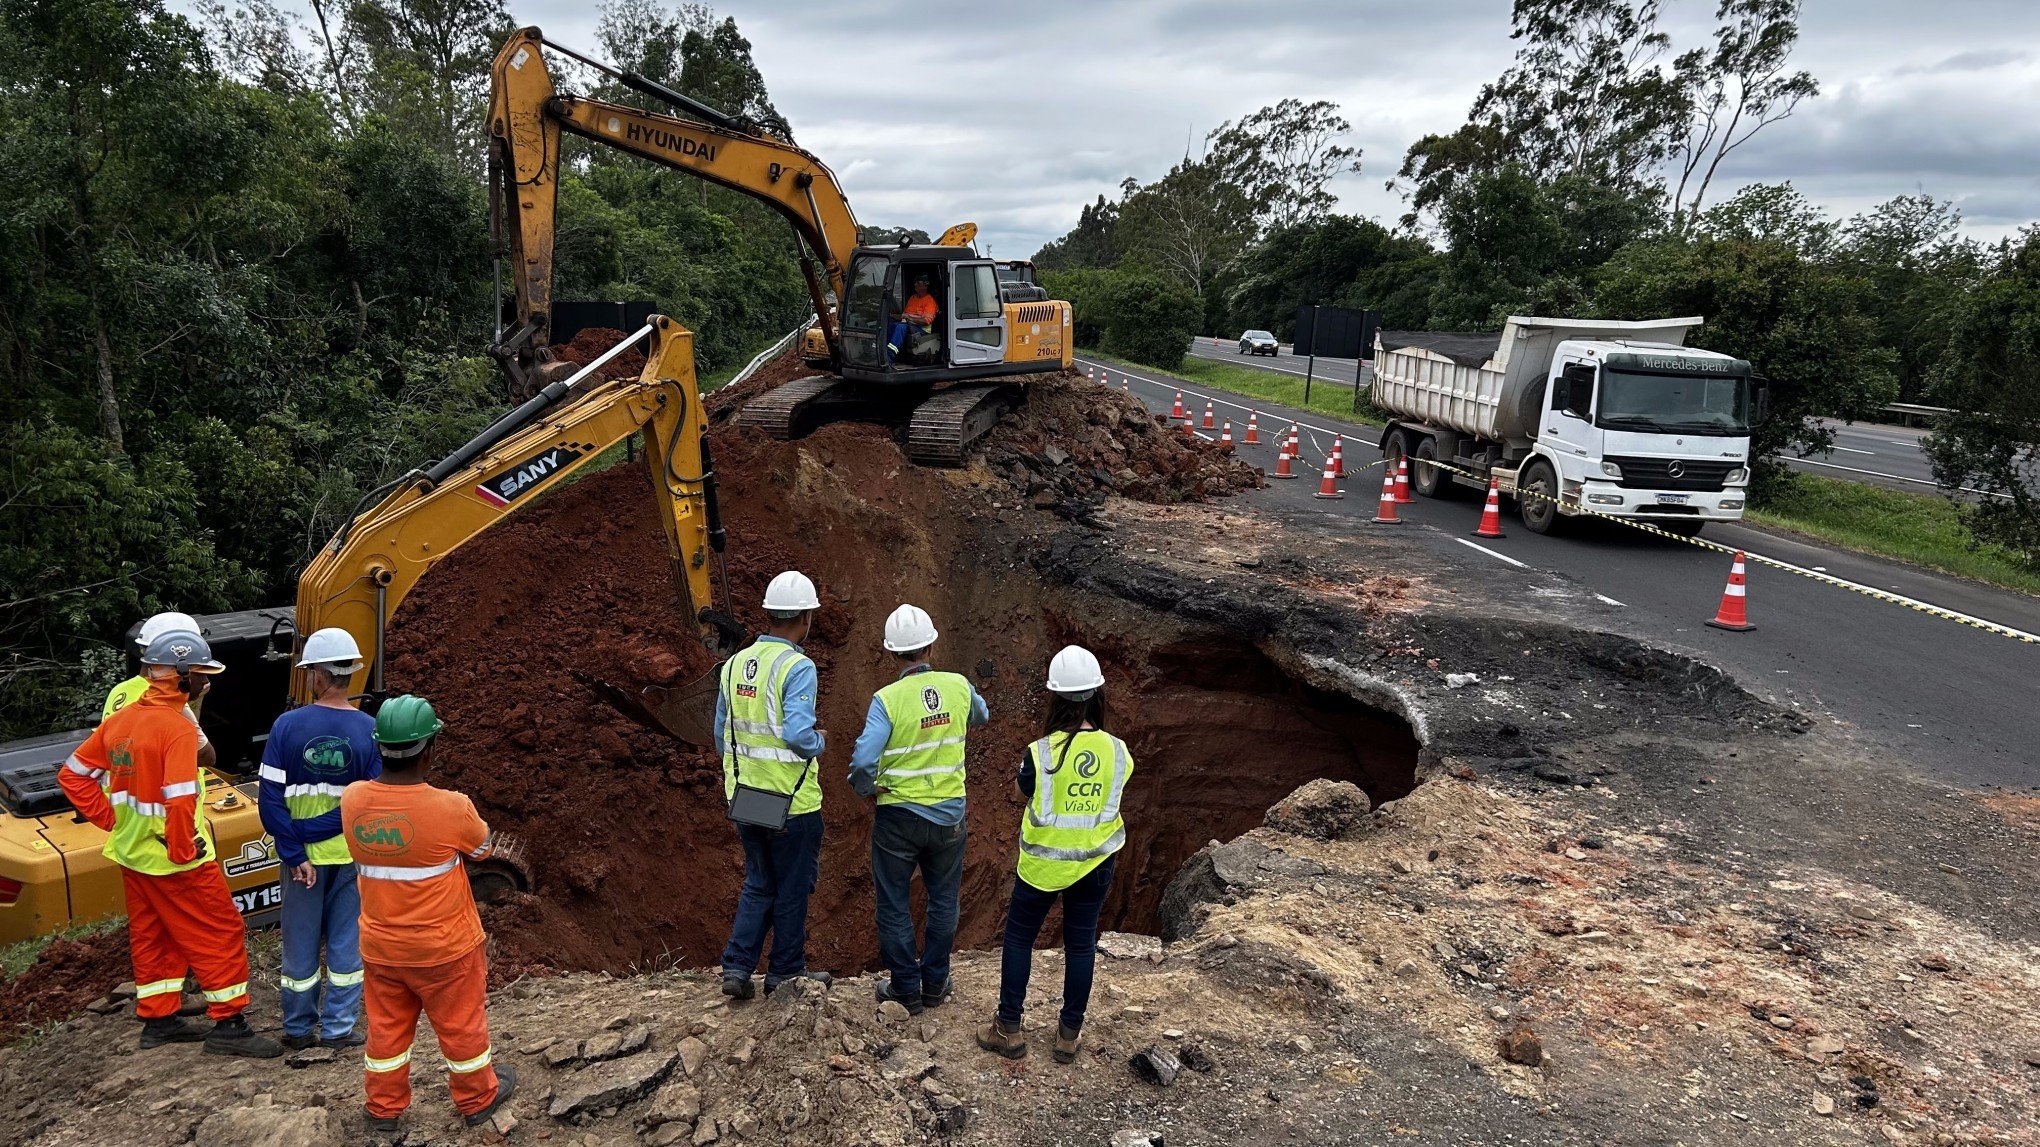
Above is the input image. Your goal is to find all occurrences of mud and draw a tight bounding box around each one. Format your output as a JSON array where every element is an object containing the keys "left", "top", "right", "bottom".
[
  {"left": 551, "top": 326, "right": 646, "bottom": 382},
  {"left": 384, "top": 367, "right": 1415, "bottom": 981},
  {"left": 0, "top": 929, "right": 129, "bottom": 1042}
]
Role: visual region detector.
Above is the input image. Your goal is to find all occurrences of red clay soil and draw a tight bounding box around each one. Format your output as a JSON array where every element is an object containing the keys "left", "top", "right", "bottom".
[
  {"left": 551, "top": 326, "right": 647, "bottom": 383},
  {"left": 0, "top": 928, "right": 130, "bottom": 1041},
  {"left": 384, "top": 359, "right": 1413, "bottom": 983}
]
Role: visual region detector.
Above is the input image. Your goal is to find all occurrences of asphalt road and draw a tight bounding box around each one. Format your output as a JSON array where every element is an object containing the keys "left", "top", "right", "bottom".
[
  {"left": 1191, "top": 337, "right": 2009, "bottom": 501},
  {"left": 1080, "top": 354, "right": 2040, "bottom": 792}
]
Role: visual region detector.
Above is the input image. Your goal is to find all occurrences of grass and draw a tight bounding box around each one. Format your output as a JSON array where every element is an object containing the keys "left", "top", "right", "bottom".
[
  {"left": 1749, "top": 472, "right": 2040, "bottom": 596},
  {"left": 1086, "top": 349, "right": 1389, "bottom": 426},
  {"left": 0, "top": 916, "right": 124, "bottom": 980}
]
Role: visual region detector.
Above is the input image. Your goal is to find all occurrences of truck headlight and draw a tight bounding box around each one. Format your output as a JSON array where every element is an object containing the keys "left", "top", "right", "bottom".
[
  {"left": 1598, "top": 461, "right": 1622, "bottom": 479},
  {"left": 1728, "top": 467, "right": 1748, "bottom": 484},
  {"left": 1720, "top": 498, "right": 1744, "bottom": 510},
  {"left": 1587, "top": 493, "right": 1624, "bottom": 505}
]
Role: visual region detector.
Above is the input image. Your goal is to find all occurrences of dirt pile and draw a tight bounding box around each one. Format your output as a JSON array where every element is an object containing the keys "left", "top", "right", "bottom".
[
  {"left": 0, "top": 928, "right": 130, "bottom": 1042},
  {"left": 383, "top": 386, "right": 1413, "bottom": 981},
  {"left": 981, "top": 372, "right": 1261, "bottom": 506},
  {"left": 552, "top": 326, "right": 647, "bottom": 382}
]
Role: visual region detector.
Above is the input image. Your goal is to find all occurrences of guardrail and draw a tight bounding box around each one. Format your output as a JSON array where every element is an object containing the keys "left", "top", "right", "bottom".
[
  {"left": 1880, "top": 402, "right": 1953, "bottom": 428},
  {"left": 720, "top": 314, "right": 818, "bottom": 391}
]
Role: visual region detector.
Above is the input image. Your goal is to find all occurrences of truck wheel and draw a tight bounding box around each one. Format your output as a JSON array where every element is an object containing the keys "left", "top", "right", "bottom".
[
  {"left": 1518, "top": 460, "right": 1564, "bottom": 535},
  {"left": 1412, "top": 438, "right": 1453, "bottom": 498},
  {"left": 1382, "top": 428, "right": 1411, "bottom": 470}
]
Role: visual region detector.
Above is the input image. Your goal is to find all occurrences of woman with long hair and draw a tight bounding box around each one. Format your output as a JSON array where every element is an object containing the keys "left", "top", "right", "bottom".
[{"left": 976, "top": 645, "right": 1134, "bottom": 1063}]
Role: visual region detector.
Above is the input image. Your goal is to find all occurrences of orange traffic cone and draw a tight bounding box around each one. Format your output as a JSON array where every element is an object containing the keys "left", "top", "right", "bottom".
[
  {"left": 1331, "top": 435, "right": 1346, "bottom": 477},
  {"left": 1393, "top": 457, "right": 1414, "bottom": 504},
  {"left": 1706, "top": 551, "right": 1756, "bottom": 631},
  {"left": 1123, "top": 377, "right": 1130, "bottom": 394},
  {"left": 1244, "top": 410, "right": 1261, "bottom": 444},
  {"left": 1473, "top": 479, "right": 1506, "bottom": 538},
  {"left": 1313, "top": 456, "right": 1343, "bottom": 499},
  {"left": 1286, "top": 425, "right": 1300, "bottom": 460},
  {"left": 1201, "top": 400, "right": 1215, "bottom": 430},
  {"left": 1086, "top": 365, "right": 1094, "bottom": 381},
  {"left": 1170, "top": 391, "right": 1186, "bottom": 420},
  {"left": 1372, "top": 467, "right": 1400, "bottom": 523},
  {"left": 1270, "top": 438, "right": 1298, "bottom": 479},
  {"left": 1219, "top": 420, "right": 1233, "bottom": 447}
]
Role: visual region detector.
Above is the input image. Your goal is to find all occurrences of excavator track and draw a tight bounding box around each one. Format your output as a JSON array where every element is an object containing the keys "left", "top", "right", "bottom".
[
  {"left": 732, "top": 375, "right": 844, "bottom": 439},
  {"left": 906, "top": 385, "right": 1022, "bottom": 467}
]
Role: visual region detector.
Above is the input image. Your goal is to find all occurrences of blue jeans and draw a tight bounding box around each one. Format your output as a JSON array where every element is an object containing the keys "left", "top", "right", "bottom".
[
  {"left": 996, "top": 856, "right": 1116, "bottom": 1031},
  {"left": 870, "top": 805, "right": 967, "bottom": 995},
  {"left": 278, "top": 861, "right": 362, "bottom": 1039},
  {"left": 721, "top": 811, "right": 824, "bottom": 983}
]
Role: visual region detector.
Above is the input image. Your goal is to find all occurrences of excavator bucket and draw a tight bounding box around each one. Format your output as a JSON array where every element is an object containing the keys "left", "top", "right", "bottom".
[
  {"left": 575, "top": 669, "right": 723, "bottom": 748},
  {"left": 469, "top": 833, "right": 534, "bottom": 904}
]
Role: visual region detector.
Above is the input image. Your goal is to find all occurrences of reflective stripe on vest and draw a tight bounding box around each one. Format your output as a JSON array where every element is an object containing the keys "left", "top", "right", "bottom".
[
  {"left": 102, "top": 766, "right": 215, "bottom": 877},
  {"left": 1016, "top": 730, "right": 1133, "bottom": 892},
  {"left": 357, "top": 856, "right": 462, "bottom": 881},
  {"left": 873, "top": 672, "right": 973, "bottom": 807},
  {"left": 719, "top": 641, "right": 820, "bottom": 815}
]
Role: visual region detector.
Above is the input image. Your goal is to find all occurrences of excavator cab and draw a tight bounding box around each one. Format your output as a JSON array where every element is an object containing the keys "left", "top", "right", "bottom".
[{"left": 836, "top": 246, "right": 1010, "bottom": 381}]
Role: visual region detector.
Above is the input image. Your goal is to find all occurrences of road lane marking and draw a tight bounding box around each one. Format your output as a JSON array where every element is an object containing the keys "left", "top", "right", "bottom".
[
  {"left": 1079, "top": 358, "right": 1369, "bottom": 449},
  {"left": 1786, "top": 457, "right": 2009, "bottom": 500},
  {"left": 1594, "top": 593, "right": 1627, "bottom": 607},
  {"left": 1456, "top": 538, "right": 1529, "bottom": 568},
  {"left": 1830, "top": 446, "right": 1876, "bottom": 455}
]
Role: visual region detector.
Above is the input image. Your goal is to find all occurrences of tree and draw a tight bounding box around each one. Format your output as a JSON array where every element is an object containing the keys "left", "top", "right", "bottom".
[
  {"left": 1839, "top": 194, "right": 1985, "bottom": 403},
  {"left": 1207, "top": 99, "right": 1362, "bottom": 231},
  {"left": 341, "top": 0, "right": 512, "bottom": 169},
  {"left": 1667, "top": 0, "right": 1818, "bottom": 231},
  {"left": 1923, "top": 229, "right": 2040, "bottom": 567},
  {"left": 1097, "top": 272, "right": 1202, "bottom": 371},
  {"left": 1221, "top": 215, "right": 1439, "bottom": 336},
  {"left": 1116, "top": 159, "right": 1256, "bottom": 297},
  {"left": 1038, "top": 268, "right": 1115, "bottom": 347},
  {"left": 860, "top": 226, "right": 931, "bottom": 246},
  {"left": 1695, "top": 181, "right": 1833, "bottom": 255},
  {"left": 1396, "top": 0, "right": 1690, "bottom": 229},
  {"left": 1033, "top": 194, "right": 1122, "bottom": 270},
  {"left": 677, "top": 14, "right": 789, "bottom": 139}
]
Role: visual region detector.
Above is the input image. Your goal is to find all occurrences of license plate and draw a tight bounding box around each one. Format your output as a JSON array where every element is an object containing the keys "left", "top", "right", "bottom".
[
  {"left": 1655, "top": 493, "right": 1690, "bottom": 504},
  {"left": 232, "top": 883, "right": 282, "bottom": 917}
]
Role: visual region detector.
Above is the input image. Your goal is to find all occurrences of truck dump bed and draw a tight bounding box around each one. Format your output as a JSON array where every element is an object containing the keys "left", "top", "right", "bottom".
[{"left": 1371, "top": 316, "right": 1704, "bottom": 444}]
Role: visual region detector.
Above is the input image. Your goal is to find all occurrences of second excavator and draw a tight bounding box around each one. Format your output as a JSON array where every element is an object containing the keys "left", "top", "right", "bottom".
[{"left": 486, "top": 28, "right": 1074, "bottom": 466}]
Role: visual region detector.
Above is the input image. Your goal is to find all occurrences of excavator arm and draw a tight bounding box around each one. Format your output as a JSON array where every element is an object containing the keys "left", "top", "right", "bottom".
[
  {"left": 488, "top": 26, "right": 860, "bottom": 397},
  {"left": 293, "top": 317, "right": 739, "bottom": 721}
]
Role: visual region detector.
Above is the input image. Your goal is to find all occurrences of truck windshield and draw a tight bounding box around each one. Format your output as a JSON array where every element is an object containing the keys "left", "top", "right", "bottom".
[{"left": 1596, "top": 367, "right": 1749, "bottom": 436}]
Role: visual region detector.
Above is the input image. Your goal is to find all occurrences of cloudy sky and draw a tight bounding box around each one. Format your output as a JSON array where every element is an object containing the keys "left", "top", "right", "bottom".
[{"left": 514, "top": 1, "right": 2040, "bottom": 255}]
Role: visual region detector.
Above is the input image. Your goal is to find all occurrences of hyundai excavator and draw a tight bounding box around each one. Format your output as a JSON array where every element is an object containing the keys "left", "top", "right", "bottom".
[{"left": 486, "top": 27, "right": 1073, "bottom": 465}]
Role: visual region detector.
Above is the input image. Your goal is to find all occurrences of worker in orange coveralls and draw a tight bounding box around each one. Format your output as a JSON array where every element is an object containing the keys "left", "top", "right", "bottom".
[
  {"left": 343, "top": 694, "right": 516, "bottom": 1132},
  {"left": 58, "top": 628, "right": 282, "bottom": 1057}
]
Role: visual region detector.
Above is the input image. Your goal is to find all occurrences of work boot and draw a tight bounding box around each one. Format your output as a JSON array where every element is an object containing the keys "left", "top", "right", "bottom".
[
  {"left": 362, "top": 1110, "right": 403, "bottom": 1135},
  {"left": 874, "top": 979, "right": 925, "bottom": 1016},
  {"left": 721, "top": 974, "right": 756, "bottom": 1000},
  {"left": 280, "top": 1032, "right": 319, "bottom": 1052},
  {"left": 138, "top": 1015, "right": 206, "bottom": 1049},
  {"left": 463, "top": 1063, "right": 518, "bottom": 1127},
  {"left": 975, "top": 1017, "right": 1027, "bottom": 1060},
  {"left": 1052, "top": 1023, "right": 1082, "bottom": 1064},
  {"left": 764, "top": 970, "right": 833, "bottom": 996},
  {"left": 203, "top": 1015, "right": 284, "bottom": 1059},
  {"left": 321, "top": 1028, "right": 367, "bottom": 1049},
  {"left": 920, "top": 977, "right": 954, "bottom": 1011}
]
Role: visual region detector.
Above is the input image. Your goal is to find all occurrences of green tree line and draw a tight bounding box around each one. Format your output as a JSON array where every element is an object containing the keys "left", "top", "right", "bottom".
[
  {"left": 1037, "top": 0, "right": 2040, "bottom": 567},
  {"left": 0, "top": 0, "right": 810, "bottom": 739}
]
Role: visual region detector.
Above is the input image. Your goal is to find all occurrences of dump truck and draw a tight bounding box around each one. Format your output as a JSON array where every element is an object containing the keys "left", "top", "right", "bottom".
[{"left": 1371, "top": 316, "right": 1767, "bottom": 536}]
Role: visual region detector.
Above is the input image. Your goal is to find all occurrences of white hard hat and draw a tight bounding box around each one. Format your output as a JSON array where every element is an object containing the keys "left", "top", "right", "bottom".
[
  {"left": 297, "top": 627, "right": 365, "bottom": 673},
  {"left": 763, "top": 570, "right": 821, "bottom": 613},
  {"left": 1046, "top": 645, "right": 1105, "bottom": 696},
  {"left": 136, "top": 611, "right": 199, "bottom": 648},
  {"left": 883, "top": 604, "right": 939, "bottom": 653}
]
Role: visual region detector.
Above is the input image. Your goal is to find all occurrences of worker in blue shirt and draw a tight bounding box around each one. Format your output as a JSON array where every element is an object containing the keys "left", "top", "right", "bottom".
[
  {"left": 258, "top": 628, "right": 381, "bottom": 1050},
  {"left": 716, "top": 572, "right": 832, "bottom": 1000},
  {"left": 849, "top": 605, "right": 989, "bottom": 1015}
]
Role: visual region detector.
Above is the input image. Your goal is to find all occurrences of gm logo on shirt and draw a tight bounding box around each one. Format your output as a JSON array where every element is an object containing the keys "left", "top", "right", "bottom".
[{"left": 352, "top": 812, "right": 413, "bottom": 856}]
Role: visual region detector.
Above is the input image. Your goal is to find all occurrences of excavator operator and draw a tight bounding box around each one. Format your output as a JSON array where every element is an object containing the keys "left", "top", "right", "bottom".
[{"left": 888, "top": 276, "right": 940, "bottom": 363}]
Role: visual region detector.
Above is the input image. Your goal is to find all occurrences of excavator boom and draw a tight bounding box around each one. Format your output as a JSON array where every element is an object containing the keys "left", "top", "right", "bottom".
[{"left": 293, "top": 317, "right": 736, "bottom": 728}]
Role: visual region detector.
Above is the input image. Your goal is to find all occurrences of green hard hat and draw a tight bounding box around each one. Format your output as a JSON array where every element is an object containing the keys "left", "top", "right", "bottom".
[{"left": 373, "top": 694, "right": 443, "bottom": 754}]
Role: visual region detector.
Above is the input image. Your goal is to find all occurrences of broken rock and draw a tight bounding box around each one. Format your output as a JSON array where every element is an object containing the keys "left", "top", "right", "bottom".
[
  {"left": 1264, "top": 778, "right": 1372, "bottom": 840},
  {"left": 1499, "top": 1026, "right": 1545, "bottom": 1067},
  {"left": 546, "top": 1048, "right": 682, "bottom": 1120},
  {"left": 1097, "top": 932, "right": 1164, "bottom": 961},
  {"left": 1129, "top": 1046, "right": 1182, "bottom": 1087},
  {"left": 193, "top": 1104, "right": 334, "bottom": 1147}
]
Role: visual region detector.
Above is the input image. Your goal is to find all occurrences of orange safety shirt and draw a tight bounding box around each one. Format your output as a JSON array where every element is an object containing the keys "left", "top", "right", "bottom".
[
  {"left": 341, "top": 780, "right": 495, "bottom": 967},
  {"left": 60, "top": 678, "right": 215, "bottom": 874},
  {"left": 904, "top": 292, "right": 938, "bottom": 325}
]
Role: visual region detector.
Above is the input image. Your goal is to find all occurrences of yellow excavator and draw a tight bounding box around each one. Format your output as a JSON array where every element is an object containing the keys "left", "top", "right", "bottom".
[{"left": 486, "top": 27, "right": 1073, "bottom": 465}]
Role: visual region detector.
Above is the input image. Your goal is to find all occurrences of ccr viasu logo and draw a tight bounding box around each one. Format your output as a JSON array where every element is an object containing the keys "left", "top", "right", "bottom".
[{"left": 351, "top": 812, "right": 413, "bottom": 856}]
